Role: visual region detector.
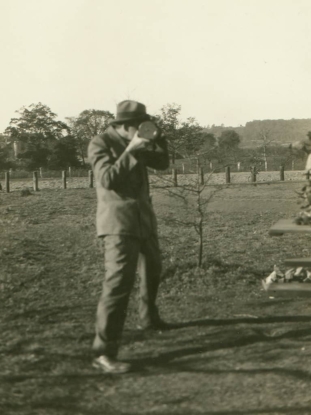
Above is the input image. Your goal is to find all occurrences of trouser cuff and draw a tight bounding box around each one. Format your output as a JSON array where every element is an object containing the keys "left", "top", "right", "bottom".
[{"left": 92, "top": 336, "right": 119, "bottom": 358}]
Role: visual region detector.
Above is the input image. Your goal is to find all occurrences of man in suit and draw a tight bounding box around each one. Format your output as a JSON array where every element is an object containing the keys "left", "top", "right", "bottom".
[{"left": 88, "top": 100, "right": 170, "bottom": 373}]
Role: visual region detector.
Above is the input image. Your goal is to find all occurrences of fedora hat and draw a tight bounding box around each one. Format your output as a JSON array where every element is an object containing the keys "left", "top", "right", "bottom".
[{"left": 109, "top": 100, "right": 151, "bottom": 125}]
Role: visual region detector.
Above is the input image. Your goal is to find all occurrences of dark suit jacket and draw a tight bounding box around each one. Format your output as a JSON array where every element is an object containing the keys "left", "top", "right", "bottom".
[{"left": 88, "top": 126, "right": 169, "bottom": 237}]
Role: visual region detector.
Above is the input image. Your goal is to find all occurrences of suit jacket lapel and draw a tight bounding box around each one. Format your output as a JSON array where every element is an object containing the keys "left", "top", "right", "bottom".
[{"left": 106, "top": 126, "right": 128, "bottom": 158}]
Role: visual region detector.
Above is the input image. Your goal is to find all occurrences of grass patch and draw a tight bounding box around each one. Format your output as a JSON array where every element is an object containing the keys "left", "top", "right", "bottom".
[{"left": 1, "top": 183, "right": 311, "bottom": 414}]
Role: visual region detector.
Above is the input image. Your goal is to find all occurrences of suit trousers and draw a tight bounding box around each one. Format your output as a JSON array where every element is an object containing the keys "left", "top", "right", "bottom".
[{"left": 92, "top": 234, "right": 162, "bottom": 357}]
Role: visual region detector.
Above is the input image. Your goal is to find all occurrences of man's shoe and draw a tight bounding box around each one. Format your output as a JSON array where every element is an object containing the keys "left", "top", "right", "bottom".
[
  {"left": 93, "top": 355, "right": 131, "bottom": 374},
  {"left": 137, "top": 319, "right": 170, "bottom": 332}
]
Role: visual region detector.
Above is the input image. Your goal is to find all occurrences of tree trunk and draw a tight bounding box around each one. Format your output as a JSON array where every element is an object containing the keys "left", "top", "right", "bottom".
[
  {"left": 171, "top": 151, "right": 175, "bottom": 164},
  {"left": 197, "top": 191, "right": 203, "bottom": 268},
  {"left": 263, "top": 144, "right": 268, "bottom": 171},
  {"left": 77, "top": 142, "right": 85, "bottom": 166},
  {"left": 198, "top": 220, "right": 203, "bottom": 268}
]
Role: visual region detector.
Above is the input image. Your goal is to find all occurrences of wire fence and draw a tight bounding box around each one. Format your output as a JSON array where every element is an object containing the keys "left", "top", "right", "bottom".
[
  {"left": 154, "top": 156, "right": 307, "bottom": 175},
  {"left": 0, "top": 166, "right": 308, "bottom": 193},
  {"left": 0, "top": 168, "right": 90, "bottom": 180},
  {"left": 0, "top": 153, "right": 307, "bottom": 181}
]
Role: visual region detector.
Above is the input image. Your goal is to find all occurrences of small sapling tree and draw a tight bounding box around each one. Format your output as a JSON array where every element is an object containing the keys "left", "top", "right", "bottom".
[{"left": 151, "top": 163, "right": 222, "bottom": 268}]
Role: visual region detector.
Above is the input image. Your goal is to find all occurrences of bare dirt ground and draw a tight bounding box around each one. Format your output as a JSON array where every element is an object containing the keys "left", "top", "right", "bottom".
[{"left": 1, "top": 179, "right": 311, "bottom": 415}]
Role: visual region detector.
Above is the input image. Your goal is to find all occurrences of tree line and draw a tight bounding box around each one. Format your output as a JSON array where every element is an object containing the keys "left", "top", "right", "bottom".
[{"left": 0, "top": 102, "right": 308, "bottom": 171}]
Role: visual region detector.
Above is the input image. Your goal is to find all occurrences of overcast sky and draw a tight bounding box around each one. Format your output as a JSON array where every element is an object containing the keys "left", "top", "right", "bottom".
[{"left": 1, "top": 0, "right": 311, "bottom": 132}]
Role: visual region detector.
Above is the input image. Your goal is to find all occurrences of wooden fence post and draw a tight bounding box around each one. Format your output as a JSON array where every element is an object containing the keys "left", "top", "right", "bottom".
[
  {"left": 172, "top": 168, "right": 178, "bottom": 187},
  {"left": 89, "top": 170, "right": 94, "bottom": 188},
  {"left": 62, "top": 171, "right": 67, "bottom": 189},
  {"left": 251, "top": 168, "right": 257, "bottom": 184},
  {"left": 5, "top": 171, "right": 10, "bottom": 193},
  {"left": 225, "top": 166, "right": 231, "bottom": 184},
  {"left": 200, "top": 167, "right": 204, "bottom": 185},
  {"left": 280, "top": 165, "right": 285, "bottom": 181},
  {"left": 33, "top": 171, "right": 39, "bottom": 191},
  {"left": 68, "top": 166, "right": 72, "bottom": 178}
]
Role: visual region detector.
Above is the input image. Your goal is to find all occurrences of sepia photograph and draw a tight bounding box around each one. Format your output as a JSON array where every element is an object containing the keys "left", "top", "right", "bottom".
[{"left": 1, "top": 1, "right": 311, "bottom": 414}]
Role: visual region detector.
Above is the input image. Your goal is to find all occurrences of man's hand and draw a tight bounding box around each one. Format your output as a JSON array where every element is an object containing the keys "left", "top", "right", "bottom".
[{"left": 125, "top": 131, "right": 154, "bottom": 154}]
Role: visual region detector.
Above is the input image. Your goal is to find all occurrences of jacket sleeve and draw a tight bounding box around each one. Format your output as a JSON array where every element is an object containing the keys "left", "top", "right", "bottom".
[
  {"left": 88, "top": 134, "right": 138, "bottom": 190},
  {"left": 139, "top": 135, "right": 170, "bottom": 171}
]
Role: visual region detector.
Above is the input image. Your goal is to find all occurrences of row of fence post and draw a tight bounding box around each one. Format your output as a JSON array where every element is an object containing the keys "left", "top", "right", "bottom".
[
  {"left": 0, "top": 165, "right": 288, "bottom": 192},
  {"left": 171, "top": 165, "right": 286, "bottom": 187},
  {"left": 171, "top": 162, "right": 295, "bottom": 174},
  {"left": 2, "top": 170, "right": 94, "bottom": 193}
]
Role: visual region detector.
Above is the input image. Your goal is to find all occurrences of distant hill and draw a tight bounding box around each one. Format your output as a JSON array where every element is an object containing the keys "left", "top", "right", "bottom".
[{"left": 204, "top": 118, "right": 311, "bottom": 148}]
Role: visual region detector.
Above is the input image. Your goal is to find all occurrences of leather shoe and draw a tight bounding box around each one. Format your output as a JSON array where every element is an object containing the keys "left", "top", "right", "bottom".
[
  {"left": 93, "top": 355, "right": 131, "bottom": 374},
  {"left": 137, "top": 319, "right": 170, "bottom": 332}
]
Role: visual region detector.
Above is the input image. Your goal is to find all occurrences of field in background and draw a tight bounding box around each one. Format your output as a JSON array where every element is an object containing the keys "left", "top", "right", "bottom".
[{"left": 1, "top": 182, "right": 311, "bottom": 414}]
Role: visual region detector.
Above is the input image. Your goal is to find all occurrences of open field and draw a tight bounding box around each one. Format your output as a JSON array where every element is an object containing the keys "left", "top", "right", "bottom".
[{"left": 1, "top": 181, "right": 311, "bottom": 414}]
